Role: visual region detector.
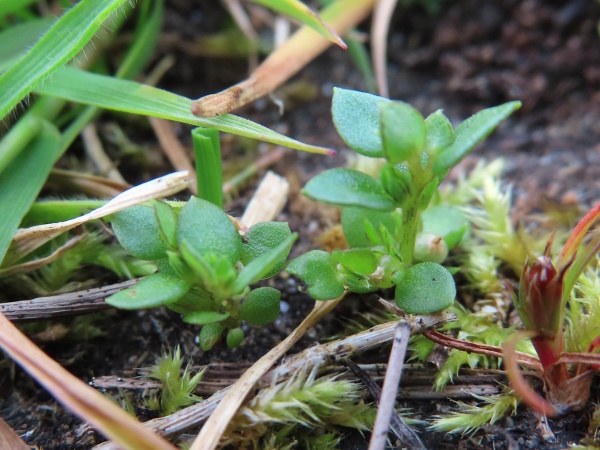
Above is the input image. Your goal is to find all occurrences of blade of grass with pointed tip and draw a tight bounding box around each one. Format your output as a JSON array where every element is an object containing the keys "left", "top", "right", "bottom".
[
  {"left": 0, "top": 0, "right": 130, "bottom": 120},
  {"left": 0, "top": 312, "right": 177, "bottom": 450},
  {"left": 250, "top": 0, "right": 346, "bottom": 49},
  {"left": 0, "top": 120, "right": 61, "bottom": 265},
  {"left": 35, "top": 66, "right": 332, "bottom": 154}
]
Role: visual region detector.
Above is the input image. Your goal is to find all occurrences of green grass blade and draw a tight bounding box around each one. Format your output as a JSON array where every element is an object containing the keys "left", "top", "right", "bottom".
[
  {"left": 0, "top": 17, "right": 56, "bottom": 72},
  {"left": 0, "top": 120, "right": 62, "bottom": 264},
  {"left": 250, "top": 0, "right": 346, "bottom": 48},
  {"left": 0, "top": 0, "right": 129, "bottom": 120},
  {"left": 36, "top": 67, "right": 332, "bottom": 154}
]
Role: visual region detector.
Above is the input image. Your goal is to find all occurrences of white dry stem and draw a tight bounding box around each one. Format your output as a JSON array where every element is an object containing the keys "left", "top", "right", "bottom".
[
  {"left": 368, "top": 321, "right": 411, "bottom": 450},
  {"left": 6, "top": 171, "right": 190, "bottom": 265},
  {"left": 240, "top": 170, "right": 289, "bottom": 228},
  {"left": 370, "top": 0, "right": 398, "bottom": 98},
  {"left": 82, "top": 124, "right": 126, "bottom": 183}
]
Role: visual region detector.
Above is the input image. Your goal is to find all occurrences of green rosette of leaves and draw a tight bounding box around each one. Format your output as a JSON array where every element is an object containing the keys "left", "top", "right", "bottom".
[{"left": 107, "top": 197, "right": 296, "bottom": 350}]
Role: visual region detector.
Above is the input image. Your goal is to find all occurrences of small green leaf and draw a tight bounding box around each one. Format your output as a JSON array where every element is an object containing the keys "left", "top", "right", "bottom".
[
  {"left": 112, "top": 205, "right": 168, "bottom": 260},
  {"left": 198, "top": 323, "right": 225, "bottom": 351},
  {"left": 239, "top": 287, "right": 281, "bottom": 326},
  {"left": 177, "top": 197, "right": 241, "bottom": 265},
  {"left": 286, "top": 250, "right": 345, "bottom": 300},
  {"left": 167, "top": 290, "right": 215, "bottom": 315},
  {"left": 394, "top": 262, "right": 456, "bottom": 314},
  {"left": 380, "top": 164, "right": 408, "bottom": 204},
  {"left": 226, "top": 328, "right": 245, "bottom": 349},
  {"left": 424, "top": 110, "right": 454, "bottom": 157},
  {"left": 421, "top": 205, "right": 469, "bottom": 250},
  {"left": 234, "top": 234, "right": 297, "bottom": 294},
  {"left": 153, "top": 200, "right": 178, "bottom": 249},
  {"left": 380, "top": 102, "right": 426, "bottom": 165},
  {"left": 106, "top": 273, "right": 190, "bottom": 309},
  {"left": 332, "top": 88, "right": 391, "bottom": 157},
  {"left": 183, "top": 311, "right": 230, "bottom": 326},
  {"left": 303, "top": 168, "right": 396, "bottom": 211},
  {"left": 432, "top": 101, "right": 521, "bottom": 176},
  {"left": 341, "top": 206, "right": 399, "bottom": 248},
  {"left": 241, "top": 222, "right": 292, "bottom": 278},
  {"left": 332, "top": 249, "right": 377, "bottom": 275}
]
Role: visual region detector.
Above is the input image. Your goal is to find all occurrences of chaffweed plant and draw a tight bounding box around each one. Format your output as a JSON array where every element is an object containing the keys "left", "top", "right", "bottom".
[{"left": 287, "top": 88, "right": 520, "bottom": 315}]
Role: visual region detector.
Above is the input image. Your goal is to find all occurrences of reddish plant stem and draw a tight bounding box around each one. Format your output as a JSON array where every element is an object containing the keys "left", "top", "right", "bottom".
[{"left": 423, "top": 330, "right": 543, "bottom": 371}]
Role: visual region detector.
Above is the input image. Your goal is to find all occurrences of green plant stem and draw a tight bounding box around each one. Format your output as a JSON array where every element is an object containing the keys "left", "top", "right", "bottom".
[
  {"left": 400, "top": 194, "right": 421, "bottom": 266},
  {"left": 192, "top": 128, "right": 223, "bottom": 208}
]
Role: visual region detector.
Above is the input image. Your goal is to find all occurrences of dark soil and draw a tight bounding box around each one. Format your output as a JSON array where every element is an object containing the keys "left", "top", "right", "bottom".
[{"left": 2, "top": 0, "right": 600, "bottom": 448}]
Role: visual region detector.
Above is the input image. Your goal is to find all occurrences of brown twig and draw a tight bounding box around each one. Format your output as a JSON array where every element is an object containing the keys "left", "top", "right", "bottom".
[{"left": 0, "top": 279, "right": 138, "bottom": 321}]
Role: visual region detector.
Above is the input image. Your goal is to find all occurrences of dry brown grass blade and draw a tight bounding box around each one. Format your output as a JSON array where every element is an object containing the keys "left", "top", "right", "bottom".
[
  {"left": 0, "top": 312, "right": 178, "bottom": 450},
  {"left": 371, "top": 0, "right": 397, "bottom": 97},
  {"left": 4, "top": 171, "right": 190, "bottom": 266},
  {"left": 190, "top": 0, "right": 376, "bottom": 117},
  {"left": 0, "top": 416, "right": 29, "bottom": 450},
  {"left": 49, "top": 168, "right": 130, "bottom": 197},
  {"left": 189, "top": 296, "right": 345, "bottom": 450}
]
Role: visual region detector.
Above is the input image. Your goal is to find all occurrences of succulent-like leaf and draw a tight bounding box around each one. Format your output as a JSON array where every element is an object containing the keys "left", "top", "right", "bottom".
[
  {"left": 226, "top": 328, "right": 245, "bottom": 349},
  {"left": 239, "top": 287, "right": 281, "bottom": 326},
  {"left": 432, "top": 101, "right": 522, "bottom": 176},
  {"left": 380, "top": 102, "right": 426, "bottom": 165},
  {"left": 106, "top": 273, "right": 190, "bottom": 309},
  {"left": 286, "top": 250, "right": 345, "bottom": 300},
  {"left": 183, "top": 311, "right": 230, "bottom": 326},
  {"left": 331, "top": 88, "right": 390, "bottom": 157},
  {"left": 424, "top": 110, "right": 454, "bottom": 157},
  {"left": 395, "top": 262, "right": 456, "bottom": 314},
  {"left": 241, "top": 222, "right": 292, "bottom": 278},
  {"left": 341, "top": 206, "right": 399, "bottom": 248},
  {"left": 234, "top": 234, "right": 297, "bottom": 294},
  {"left": 112, "top": 205, "right": 168, "bottom": 260},
  {"left": 332, "top": 249, "right": 377, "bottom": 275},
  {"left": 198, "top": 323, "right": 225, "bottom": 351},
  {"left": 177, "top": 197, "right": 241, "bottom": 265},
  {"left": 303, "top": 168, "right": 396, "bottom": 211},
  {"left": 153, "top": 200, "right": 178, "bottom": 249}
]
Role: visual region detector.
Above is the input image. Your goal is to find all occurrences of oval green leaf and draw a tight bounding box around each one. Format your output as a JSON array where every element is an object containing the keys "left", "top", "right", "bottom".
[
  {"left": 380, "top": 101, "right": 426, "bottom": 165},
  {"left": 286, "top": 250, "right": 344, "bottom": 300},
  {"left": 303, "top": 168, "right": 396, "bottom": 211},
  {"left": 106, "top": 273, "right": 190, "bottom": 310},
  {"left": 332, "top": 88, "right": 391, "bottom": 157},
  {"left": 332, "top": 249, "right": 377, "bottom": 275},
  {"left": 112, "top": 205, "right": 168, "bottom": 260},
  {"left": 395, "top": 262, "right": 456, "bottom": 314},
  {"left": 177, "top": 197, "right": 241, "bottom": 265},
  {"left": 241, "top": 222, "right": 292, "bottom": 278},
  {"left": 183, "top": 311, "right": 230, "bottom": 326},
  {"left": 239, "top": 287, "right": 281, "bottom": 326}
]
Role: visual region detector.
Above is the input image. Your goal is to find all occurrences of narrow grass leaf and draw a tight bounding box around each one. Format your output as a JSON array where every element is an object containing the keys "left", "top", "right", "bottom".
[
  {"left": 0, "top": 0, "right": 130, "bottom": 119},
  {"left": 250, "top": 0, "right": 346, "bottom": 49},
  {"left": 35, "top": 67, "right": 331, "bottom": 155},
  {"left": 0, "top": 120, "right": 61, "bottom": 265},
  {"left": 0, "top": 17, "right": 56, "bottom": 72}
]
